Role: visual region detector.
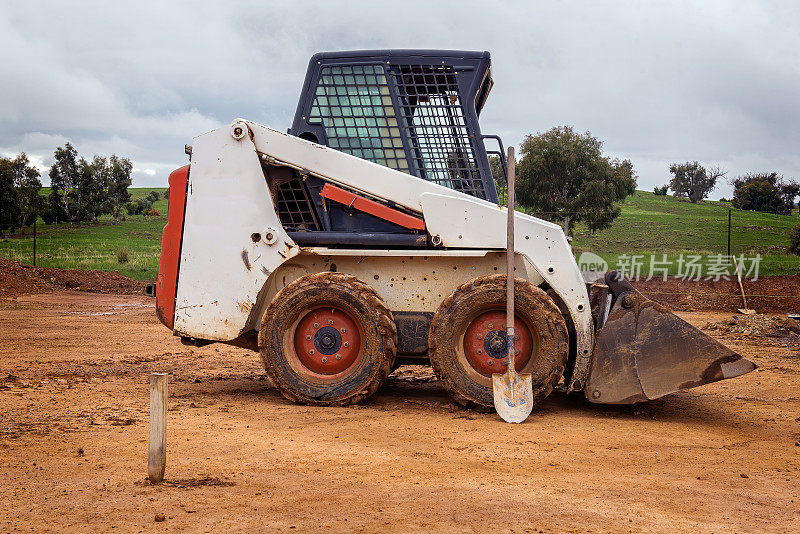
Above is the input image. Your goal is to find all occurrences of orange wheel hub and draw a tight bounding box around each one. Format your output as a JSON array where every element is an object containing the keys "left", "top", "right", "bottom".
[
  {"left": 463, "top": 310, "right": 534, "bottom": 377},
  {"left": 294, "top": 307, "right": 361, "bottom": 376}
]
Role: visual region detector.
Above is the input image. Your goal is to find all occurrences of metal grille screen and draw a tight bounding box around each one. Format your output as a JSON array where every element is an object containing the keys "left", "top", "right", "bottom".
[
  {"left": 390, "top": 65, "right": 486, "bottom": 199},
  {"left": 275, "top": 179, "right": 319, "bottom": 231},
  {"left": 307, "top": 63, "right": 486, "bottom": 199}
]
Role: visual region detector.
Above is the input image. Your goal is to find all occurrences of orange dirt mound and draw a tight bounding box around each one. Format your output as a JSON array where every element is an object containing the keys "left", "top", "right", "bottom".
[
  {"left": 0, "top": 259, "right": 145, "bottom": 297},
  {"left": 633, "top": 274, "right": 800, "bottom": 313}
]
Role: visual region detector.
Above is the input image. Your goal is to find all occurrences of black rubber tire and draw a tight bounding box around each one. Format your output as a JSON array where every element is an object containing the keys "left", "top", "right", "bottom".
[
  {"left": 428, "top": 275, "right": 569, "bottom": 410},
  {"left": 259, "top": 272, "right": 397, "bottom": 406}
]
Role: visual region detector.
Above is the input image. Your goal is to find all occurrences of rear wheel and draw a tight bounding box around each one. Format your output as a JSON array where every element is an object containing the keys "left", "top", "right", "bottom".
[
  {"left": 259, "top": 272, "right": 396, "bottom": 405},
  {"left": 428, "top": 275, "right": 569, "bottom": 410}
]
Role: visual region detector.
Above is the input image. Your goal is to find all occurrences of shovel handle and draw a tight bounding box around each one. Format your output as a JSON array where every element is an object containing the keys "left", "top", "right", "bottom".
[
  {"left": 732, "top": 255, "right": 749, "bottom": 310},
  {"left": 506, "top": 146, "right": 516, "bottom": 370}
]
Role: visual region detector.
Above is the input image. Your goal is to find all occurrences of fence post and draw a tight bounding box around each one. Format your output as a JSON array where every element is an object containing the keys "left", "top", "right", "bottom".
[
  {"left": 148, "top": 373, "right": 168, "bottom": 483},
  {"left": 727, "top": 209, "right": 731, "bottom": 258},
  {"left": 33, "top": 220, "right": 36, "bottom": 266}
]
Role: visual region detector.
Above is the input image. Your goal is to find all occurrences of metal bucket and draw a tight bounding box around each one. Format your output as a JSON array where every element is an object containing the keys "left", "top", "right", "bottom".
[{"left": 585, "top": 272, "right": 756, "bottom": 404}]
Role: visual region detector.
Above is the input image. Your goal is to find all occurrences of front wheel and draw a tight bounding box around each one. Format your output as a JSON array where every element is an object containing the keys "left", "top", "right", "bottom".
[
  {"left": 428, "top": 275, "right": 569, "bottom": 410},
  {"left": 259, "top": 272, "right": 397, "bottom": 405}
]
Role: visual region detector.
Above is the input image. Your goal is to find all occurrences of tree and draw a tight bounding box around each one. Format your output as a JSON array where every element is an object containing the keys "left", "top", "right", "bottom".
[
  {"left": 4, "top": 153, "right": 43, "bottom": 233},
  {"left": 0, "top": 154, "right": 43, "bottom": 235},
  {"left": 780, "top": 181, "right": 800, "bottom": 216},
  {"left": 731, "top": 172, "right": 787, "bottom": 214},
  {"left": 41, "top": 187, "right": 67, "bottom": 224},
  {"left": 668, "top": 162, "right": 724, "bottom": 203},
  {"left": 489, "top": 155, "right": 506, "bottom": 201},
  {"left": 46, "top": 144, "right": 132, "bottom": 224},
  {"left": 48, "top": 143, "right": 80, "bottom": 223},
  {"left": 516, "top": 126, "right": 637, "bottom": 234},
  {"left": 77, "top": 156, "right": 108, "bottom": 222},
  {"left": 0, "top": 158, "right": 20, "bottom": 236},
  {"left": 107, "top": 155, "right": 132, "bottom": 223}
]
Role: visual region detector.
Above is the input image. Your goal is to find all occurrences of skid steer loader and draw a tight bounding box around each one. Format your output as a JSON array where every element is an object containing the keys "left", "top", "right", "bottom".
[{"left": 154, "top": 50, "right": 755, "bottom": 410}]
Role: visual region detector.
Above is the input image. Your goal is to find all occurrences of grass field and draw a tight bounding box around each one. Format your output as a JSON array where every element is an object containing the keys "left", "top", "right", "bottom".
[
  {"left": 1, "top": 188, "right": 799, "bottom": 280},
  {"left": 0, "top": 188, "right": 168, "bottom": 280},
  {"left": 569, "top": 191, "right": 800, "bottom": 276}
]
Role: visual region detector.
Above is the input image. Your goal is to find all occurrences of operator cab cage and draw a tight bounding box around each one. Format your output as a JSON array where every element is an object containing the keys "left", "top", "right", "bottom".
[{"left": 289, "top": 49, "right": 499, "bottom": 204}]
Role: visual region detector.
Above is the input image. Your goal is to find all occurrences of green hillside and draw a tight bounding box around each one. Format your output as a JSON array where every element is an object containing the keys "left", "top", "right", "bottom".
[
  {"left": 570, "top": 190, "right": 800, "bottom": 276},
  {"left": 1, "top": 189, "right": 798, "bottom": 281}
]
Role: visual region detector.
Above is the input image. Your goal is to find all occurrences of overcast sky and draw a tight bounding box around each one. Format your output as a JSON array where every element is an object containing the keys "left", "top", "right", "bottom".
[{"left": 1, "top": 1, "right": 799, "bottom": 198}]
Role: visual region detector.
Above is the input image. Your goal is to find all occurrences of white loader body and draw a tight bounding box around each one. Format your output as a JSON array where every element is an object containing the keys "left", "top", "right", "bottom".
[{"left": 172, "top": 119, "right": 595, "bottom": 390}]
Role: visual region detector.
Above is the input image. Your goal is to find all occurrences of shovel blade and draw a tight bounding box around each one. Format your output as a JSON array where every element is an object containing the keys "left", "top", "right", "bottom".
[{"left": 492, "top": 371, "right": 534, "bottom": 423}]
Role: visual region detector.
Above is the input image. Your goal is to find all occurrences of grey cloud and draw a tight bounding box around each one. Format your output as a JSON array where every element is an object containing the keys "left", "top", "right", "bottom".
[{"left": 1, "top": 0, "right": 798, "bottom": 198}]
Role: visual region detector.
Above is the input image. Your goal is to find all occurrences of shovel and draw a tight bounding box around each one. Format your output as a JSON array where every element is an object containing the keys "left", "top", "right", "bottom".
[
  {"left": 492, "top": 146, "right": 534, "bottom": 423},
  {"left": 732, "top": 255, "right": 755, "bottom": 315}
]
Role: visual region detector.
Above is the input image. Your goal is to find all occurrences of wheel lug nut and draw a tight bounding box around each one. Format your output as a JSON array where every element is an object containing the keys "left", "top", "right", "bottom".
[
  {"left": 305, "top": 335, "right": 312, "bottom": 341},
  {"left": 515, "top": 350, "right": 520, "bottom": 356},
  {"left": 313, "top": 322, "right": 319, "bottom": 329},
  {"left": 335, "top": 354, "right": 341, "bottom": 360},
  {"left": 476, "top": 333, "right": 482, "bottom": 340},
  {"left": 515, "top": 334, "right": 519, "bottom": 341},
  {"left": 309, "top": 349, "right": 315, "bottom": 355},
  {"left": 321, "top": 356, "right": 327, "bottom": 363},
  {"left": 487, "top": 359, "right": 493, "bottom": 365},
  {"left": 487, "top": 323, "right": 493, "bottom": 329},
  {"left": 343, "top": 341, "right": 349, "bottom": 348},
  {"left": 328, "top": 319, "right": 334, "bottom": 325},
  {"left": 477, "top": 349, "right": 482, "bottom": 354},
  {"left": 340, "top": 328, "right": 346, "bottom": 333}
]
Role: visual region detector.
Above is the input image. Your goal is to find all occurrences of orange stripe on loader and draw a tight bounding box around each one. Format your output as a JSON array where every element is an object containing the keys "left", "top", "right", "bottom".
[{"left": 320, "top": 183, "right": 426, "bottom": 231}]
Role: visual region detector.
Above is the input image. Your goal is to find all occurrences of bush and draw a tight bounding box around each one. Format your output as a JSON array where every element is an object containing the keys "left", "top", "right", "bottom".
[
  {"left": 117, "top": 248, "right": 129, "bottom": 264},
  {"left": 653, "top": 185, "right": 668, "bottom": 195},
  {"left": 163, "top": 189, "right": 170, "bottom": 200},
  {"left": 145, "top": 207, "right": 160, "bottom": 217},
  {"left": 125, "top": 199, "right": 152, "bottom": 216},
  {"left": 731, "top": 172, "right": 786, "bottom": 214},
  {"left": 147, "top": 190, "right": 160, "bottom": 203},
  {"left": 789, "top": 225, "right": 800, "bottom": 255},
  {"left": 40, "top": 206, "right": 59, "bottom": 224}
]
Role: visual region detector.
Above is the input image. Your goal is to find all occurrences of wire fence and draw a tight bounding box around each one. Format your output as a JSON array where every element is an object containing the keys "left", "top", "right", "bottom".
[{"left": 2, "top": 204, "right": 799, "bottom": 280}]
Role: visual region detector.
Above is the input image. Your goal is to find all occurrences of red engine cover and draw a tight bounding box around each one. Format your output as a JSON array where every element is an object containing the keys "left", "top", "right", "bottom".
[{"left": 155, "top": 165, "right": 189, "bottom": 330}]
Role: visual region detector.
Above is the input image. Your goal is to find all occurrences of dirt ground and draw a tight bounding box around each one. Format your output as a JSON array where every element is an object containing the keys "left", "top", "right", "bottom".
[
  {"left": 1, "top": 289, "right": 798, "bottom": 533},
  {"left": 0, "top": 259, "right": 145, "bottom": 297}
]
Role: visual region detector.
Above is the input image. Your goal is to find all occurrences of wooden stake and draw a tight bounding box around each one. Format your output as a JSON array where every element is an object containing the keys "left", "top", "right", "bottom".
[{"left": 148, "top": 373, "right": 167, "bottom": 483}]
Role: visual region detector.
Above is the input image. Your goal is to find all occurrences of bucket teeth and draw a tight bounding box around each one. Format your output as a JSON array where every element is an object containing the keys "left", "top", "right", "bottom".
[{"left": 584, "top": 273, "right": 756, "bottom": 404}]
